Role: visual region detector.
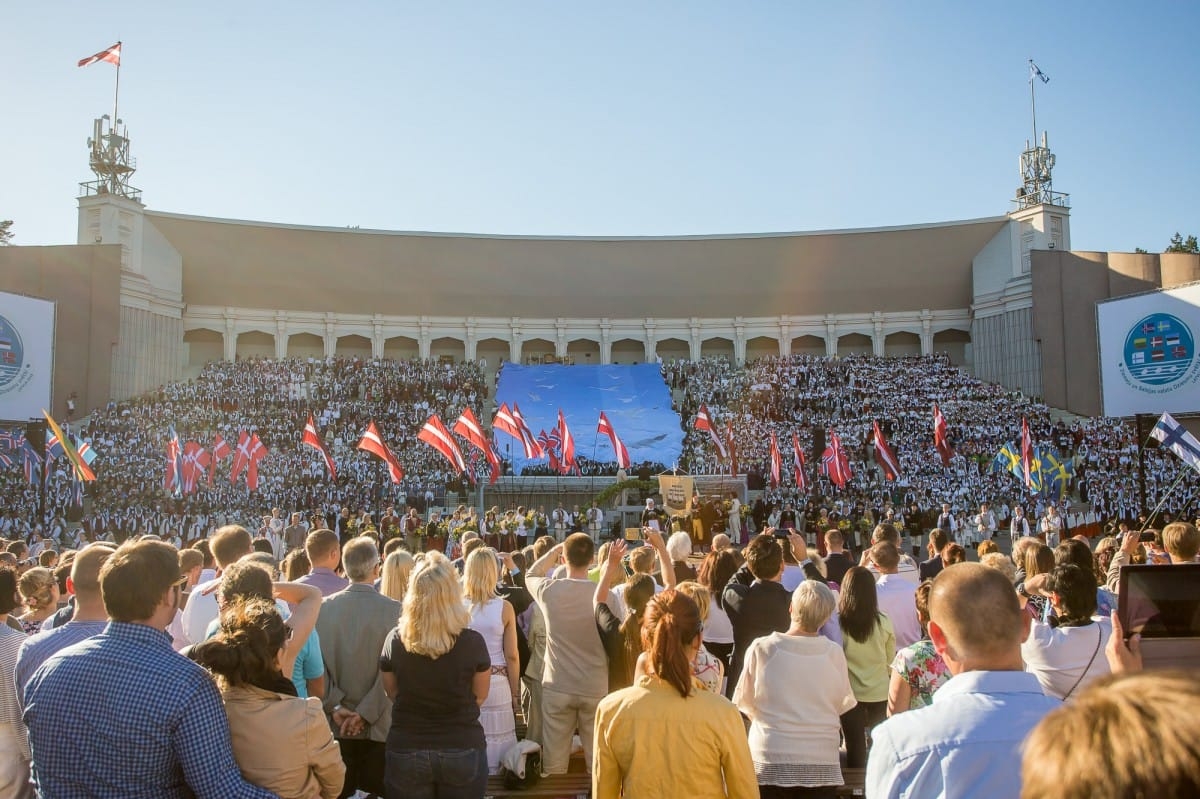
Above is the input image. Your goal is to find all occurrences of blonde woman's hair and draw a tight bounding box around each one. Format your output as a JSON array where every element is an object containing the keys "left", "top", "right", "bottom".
[
  {"left": 18, "top": 567, "right": 57, "bottom": 612},
  {"left": 675, "top": 581, "right": 711, "bottom": 623},
  {"left": 400, "top": 553, "right": 471, "bottom": 658},
  {"left": 380, "top": 550, "right": 415, "bottom": 604},
  {"left": 462, "top": 547, "right": 499, "bottom": 607}
]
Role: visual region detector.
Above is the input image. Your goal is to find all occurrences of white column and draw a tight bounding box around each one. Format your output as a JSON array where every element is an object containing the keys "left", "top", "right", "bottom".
[
  {"left": 921, "top": 310, "right": 934, "bottom": 355},
  {"left": 223, "top": 312, "right": 237, "bottom": 362},
  {"left": 555, "top": 319, "right": 568, "bottom": 359},
  {"left": 872, "top": 312, "right": 885, "bottom": 357},
  {"left": 734, "top": 319, "right": 747, "bottom": 365},
  {"left": 689, "top": 320, "right": 701, "bottom": 360},
  {"left": 372, "top": 316, "right": 385, "bottom": 359},
  {"left": 323, "top": 318, "right": 336, "bottom": 358},
  {"left": 643, "top": 320, "right": 656, "bottom": 363},
  {"left": 418, "top": 318, "right": 432, "bottom": 360},
  {"left": 779, "top": 319, "right": 791, "bottom": 357},
  {"left": 275, "top": 313, "right": 288, "bottom": 359},
  {"left": 824, "top": 316, "right": 838, "bottom": 357},
  {"left": 509, "top": 319, "right": 522, "bottom": 363},
  {"left": 600, "top": 320, "right": 612, "bottom": 364},
  {"left": 465, "top": 319, "right": 478, "bottom": 361}
]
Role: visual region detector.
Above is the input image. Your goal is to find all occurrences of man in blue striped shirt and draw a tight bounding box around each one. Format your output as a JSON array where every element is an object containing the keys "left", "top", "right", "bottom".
[{"left": 22, "top": 539, "right": 277, "bottom": 799}]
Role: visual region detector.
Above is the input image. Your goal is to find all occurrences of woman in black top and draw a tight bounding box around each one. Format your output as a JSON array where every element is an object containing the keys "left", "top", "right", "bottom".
[{"left": 379, "top": 553, "right": 491, "bottom": 799}]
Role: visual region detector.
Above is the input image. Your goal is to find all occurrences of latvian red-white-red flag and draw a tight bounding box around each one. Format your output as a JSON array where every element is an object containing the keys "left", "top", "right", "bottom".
[
  {"left": 78, "top": 42, "right": 121, "bottom": 68},
  {"left": 358, "top": 421, "right": 404, "bottom": 483},
  {"left": 694, "top": 404, "right": 728, "bottom": 460},
  {"left": 511, "top": 404, "right": 545, "bottom": 459},
  {"left": 493, "top": 403, "right": 541, "bottom": 459},
  {"left": 933, "top": 403, "right": 954, "bottom": 467},
  {"left": 768, "top": 432, "right": 782, "bottom": 489},
  {"left": 229, "top": 430, "right": 252, "bottom": 484},
  {"left": 726, "top": 418, "right": 739, "bottom": 478},
  {"left": 822, "top": 429, "right": 852, "bottom": 488},
  {"left": 302, "top": 412, "right": 337, "bottom": 480},
  {"left": 556, "top": 410, "right": 576, "bottom": 475},
  {"left": 453, "top": 408, "right": 502, "bottom": 484},
  {"left": 209, "top": 434, "right": 230, "bottom": 486},
  {"left": 792, "top": 433, "right": 808, "bottom": 492},
  {"left": 245, "top": 434, "right": 268, "bottom": 492},
  {"left": 419, "top": 414, "right": 467, "bottom": 474},
  {"left": 596, "top": 412, "right": 631, "bottom": 469},
  {"left": 872, "top": 420, "right": 901, "bottom": 481}
]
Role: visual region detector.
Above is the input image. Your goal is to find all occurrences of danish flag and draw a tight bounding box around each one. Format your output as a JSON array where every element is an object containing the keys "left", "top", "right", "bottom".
[
  {"left": 229, "top": 430, "right": 253, "bottom": 484},
  {"left": 181, "top": 442, "right": 210, "bottom": 494},
  {"left": 419, "top": 414, "right": 467, "bottom": 474},
  {"left": 597, "top": 412, "right": 631, "bottom": 469},
  {"left": 872, "top": 420, "right": 901, "bottom": 481},
  {"left": 694, "top": 405, "right": 728, "bottom": 460},
  {"left": 792, "top": 433, "right": 808, "bottom": 492},
  {"left": 933, "top": 403, "right": 954, "bottom": 467},
  {"left": 358, "top": 421, "right": 404, "bottom": 483},
  {"left": 768, "top": 432, "right": 782, "bottom": 489},
  {"left": 556, "top": 410, "right": 576, "bottom": 475},
  {"left": 302, "top": 412, "right": 337, "bottom": 480},
  {"left": 453, "top": 408, "right": 501, "bottom": 484},
  {"left": 78, "top": 42, "right": 121, "bottom": 68}
]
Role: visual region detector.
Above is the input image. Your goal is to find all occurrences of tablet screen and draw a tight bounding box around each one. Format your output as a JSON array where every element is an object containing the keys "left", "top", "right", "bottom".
[{"left": 1118, "top": 563, "right": 1200, "bottom": 639}]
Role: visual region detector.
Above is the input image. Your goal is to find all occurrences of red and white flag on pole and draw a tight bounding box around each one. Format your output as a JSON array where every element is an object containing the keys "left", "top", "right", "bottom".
[
  {"left": 229, "top": 430, "right": 252, "bottom": 484},
  {"left": 872, "top": 420, "right": 902, "bottom": 481},
  {"left": 302, "top": 412, "right": 337, "bottom": 480},
  {"left": 358, "top": 421, "right": 404, "bottom": 483},
  {"left": 768, "top": 432, "right": 782, "bottom": 489},
  {"left": 694, "top": 405, "right": 728, "bottom": 460},
  {"left": 821, "top": 429, "right": 853, "bottom": 488},
  {"left": 245, "top": 434, "right": 268, "bottom": 492},
  {"left": 419, "top": 414, "right": 467, "bottom": 474},
  {"left": 210, "top": 434, "right": 230, "bottom": 486},
  {"left": 453, "top": 408, "right": 502, "bottom": 484},
  {"left": 557, "top": 410, "right": 576, "bottom": 475},
  {"left": 78, "top": 42, "right": 121, "bottom": 68},
  {"left": 511, "top": 404, "right": 545, "bottom": 459},
  {"left": 596, "top": 411, "right": 631, "bottom": 469},
  {"left": 1021, "top": 416, "right": 1033, "bottom": 489},
  {"left": 933, "top": 403, "right": 954, "bottom": 467},
  {"left": 181, "top": 442, "right": 210, "bottom": 494},
  {"left": 726, "top": 419, "right": 738, "bottom": 478},
  {"left": 792, "top": 433, "right": 808, "bottom": 492}
]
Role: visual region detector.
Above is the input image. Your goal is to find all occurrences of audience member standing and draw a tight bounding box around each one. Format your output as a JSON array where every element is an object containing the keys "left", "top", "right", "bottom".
[
  {"left": 462, "top": 548, "right": 520, "bottom": 775},
  {"left": 180, "top": 525, "right": 256, "bottom": 646},
  {"left": 869, "top": 543, "right": 922, "bottom": 649},
  {"left": 298, "top": 529, "right": 350, "bottom": 597},
  {"left": 837, "top": 566, "right": 895, "bottom": 769}
]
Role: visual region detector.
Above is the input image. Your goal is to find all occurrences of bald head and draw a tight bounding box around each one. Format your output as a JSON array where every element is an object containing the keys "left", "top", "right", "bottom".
[{"left": 929, "top": 562, "right": 1026, "bottom": 667}]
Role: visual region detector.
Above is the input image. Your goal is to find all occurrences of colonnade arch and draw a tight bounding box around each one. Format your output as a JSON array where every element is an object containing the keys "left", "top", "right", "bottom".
[
  {"left": 287, "top": 332, "right": 324, "bottom": 359},
  {"left": 884, "top": 331, "right": 922, "bottom": 358}
]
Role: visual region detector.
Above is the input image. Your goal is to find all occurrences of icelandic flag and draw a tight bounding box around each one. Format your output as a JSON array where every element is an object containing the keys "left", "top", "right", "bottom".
[
  {"left": 1150, "top": 413, "right": 1200, "bottom": 475},
  {"left": 1142, "top": 322, "right": 1156, "bottom": 334},
  {"left": 72, "top": 435, "right": 97, "bottom": 466}
]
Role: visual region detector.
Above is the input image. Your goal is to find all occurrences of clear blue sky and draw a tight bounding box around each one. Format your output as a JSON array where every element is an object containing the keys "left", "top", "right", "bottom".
[{"left": 5, "top": 2, "right": 1198, "bottom": 251}]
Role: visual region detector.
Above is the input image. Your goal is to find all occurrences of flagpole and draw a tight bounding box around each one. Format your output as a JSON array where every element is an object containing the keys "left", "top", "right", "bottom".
[
  {"left": 113, "top": 40, "right": 122, "bottom": 127},
  {"left": 1139, "top": 470, "right": 1190, "bottom": 533},
  {"left": 1029, "top": 59, "right": 1037, "bottom": 145}
]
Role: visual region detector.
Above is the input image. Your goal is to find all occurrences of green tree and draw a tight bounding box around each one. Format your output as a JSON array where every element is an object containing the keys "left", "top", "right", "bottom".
[
  {"left": 0, "top": 220, "right": 12, "bottom": 246},
  {"left": 1165, "top": 232, "right": 1199, "bottom": 253},
  {"left": 1134, "top": 247, "right": 1148, "bottom": 254}
]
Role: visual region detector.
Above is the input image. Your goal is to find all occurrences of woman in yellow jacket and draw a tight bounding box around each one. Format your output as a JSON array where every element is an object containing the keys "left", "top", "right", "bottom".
[{"left": 592, "top": 590, "right": 757, "bottom": 799}]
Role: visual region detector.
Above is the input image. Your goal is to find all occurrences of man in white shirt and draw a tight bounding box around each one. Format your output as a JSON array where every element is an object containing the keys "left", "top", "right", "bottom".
[
  {"left": 869, "top": 542, "right": 923, "bottom": 648},
  {"left": 1039, "top": 506, "right": 1064, "bottom": 547},
  {"left": 179, "top": 526, "right": 254, "bottom": 645}
]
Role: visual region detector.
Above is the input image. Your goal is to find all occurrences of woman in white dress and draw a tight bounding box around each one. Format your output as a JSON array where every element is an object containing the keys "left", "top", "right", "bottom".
[{"left": 462, "top": 547, "right": 520, "bottom": 775}]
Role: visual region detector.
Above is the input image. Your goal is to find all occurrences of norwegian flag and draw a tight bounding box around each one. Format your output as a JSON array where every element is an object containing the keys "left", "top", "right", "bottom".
[
  {"left": 302, "top": 412, "right": 337, "bottom": 480},
  {"left": 419, "top": 414, "right": 468, "bottom": 474},
  {"left": 358, "top": 421, "right": 404, "bottom": 483},
  {"left": 244, "top": 434, "right": 268, "bottom": 492},
  {"left": 511, "top": 404, "right": 545, "bottom": 458},
  {"left": 453, "top": 408, "right": 502, "bottom": 484},
  {"left": 556, "top": 410, "right": 576, "bottom": 475},
  {"left": 768, "top": 432, "right": 782, "bottom": 489},
  {"left": 78, "top": 42, "right": 121, "bottom": 68},
  {"left": 872, "top": 420, "right": 901, "bottom": 481},
  {"left": 596, "top": 412, "right": 631, "bottom": 469},
  {"left": 694, "top": 405, "right": 728, "bottom": 460},
  {"left": 164, "top": 425, "right": 183, "bottom": 496},
  {"left": 1021, "top": 416, "right": 1034, "bottom": 489},
  {"left": 933, "top": 403, "right": 954, "bottom": 467},
  {"left": 537, "top": 429, "right": 562, "bottom": 473},
  {"left": 792, "top": 433, "right": 808, "bottom": 492},
  {"left": 821, "top": 429, "right": 852, "bottom": 488},
  {"left": 181, "top": 442, "right": 210, "bottom": 494},
  {"left": 229, "top": 430, "right": 253, "bottom": 484},
  {"left": 726, "top": 419, "right": 738, "bottom": 478}
]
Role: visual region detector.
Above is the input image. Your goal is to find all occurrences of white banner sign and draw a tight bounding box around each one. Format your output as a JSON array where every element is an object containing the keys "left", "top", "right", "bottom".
[
  {"left": 1097, "top": 283, "right": 1200, "bottom": 417},
  {"left": 0, "top": 291, "right": 54, "bottom": 421}
]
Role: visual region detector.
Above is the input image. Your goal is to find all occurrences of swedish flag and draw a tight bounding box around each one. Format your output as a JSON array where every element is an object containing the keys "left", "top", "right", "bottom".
[
  {"left": 1027, "top": 446, "right": 1047, "bottom": 493},
  {"left": 1042, "top": 451, "right": 1073, "bottom": 499},
  {"left": 990, "top": 442, "right": 1020, "bottom": 476}
]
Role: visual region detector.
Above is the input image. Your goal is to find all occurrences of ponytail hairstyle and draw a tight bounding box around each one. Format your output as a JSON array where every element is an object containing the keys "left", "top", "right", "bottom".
[
  {"left": 617, "top": 574, "right": 656, "bottom": 684},
  {"left": 191, "top": 597, "right": 289, "bottom": 690},
  {"left": 640, "top": 589, "right": 702, "bottom": 699}
]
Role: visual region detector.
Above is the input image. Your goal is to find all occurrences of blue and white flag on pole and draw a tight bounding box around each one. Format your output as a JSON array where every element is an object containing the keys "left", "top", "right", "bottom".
[
  {"left": 1029, "top": 60, "right": 1050, "bottom": 84},
  {"left": 1150, "top": 412, "right": 1200, "bottom": 474}
]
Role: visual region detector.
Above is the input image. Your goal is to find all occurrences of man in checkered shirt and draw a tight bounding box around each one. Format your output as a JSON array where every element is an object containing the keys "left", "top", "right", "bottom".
[{"left": 21, "top": 539, "right": 276, "bottom": 798}]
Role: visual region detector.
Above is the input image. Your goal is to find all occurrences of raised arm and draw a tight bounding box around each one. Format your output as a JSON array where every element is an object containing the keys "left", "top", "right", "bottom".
[
  {"left": 644, "top": 530, "right": 676, "bottom": 590},
  {"left": 273, "top": 580, "right": 322, "bottom": 677},
  {"left": 595, "top": 540, "right": 627, "bottom": 607}
]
